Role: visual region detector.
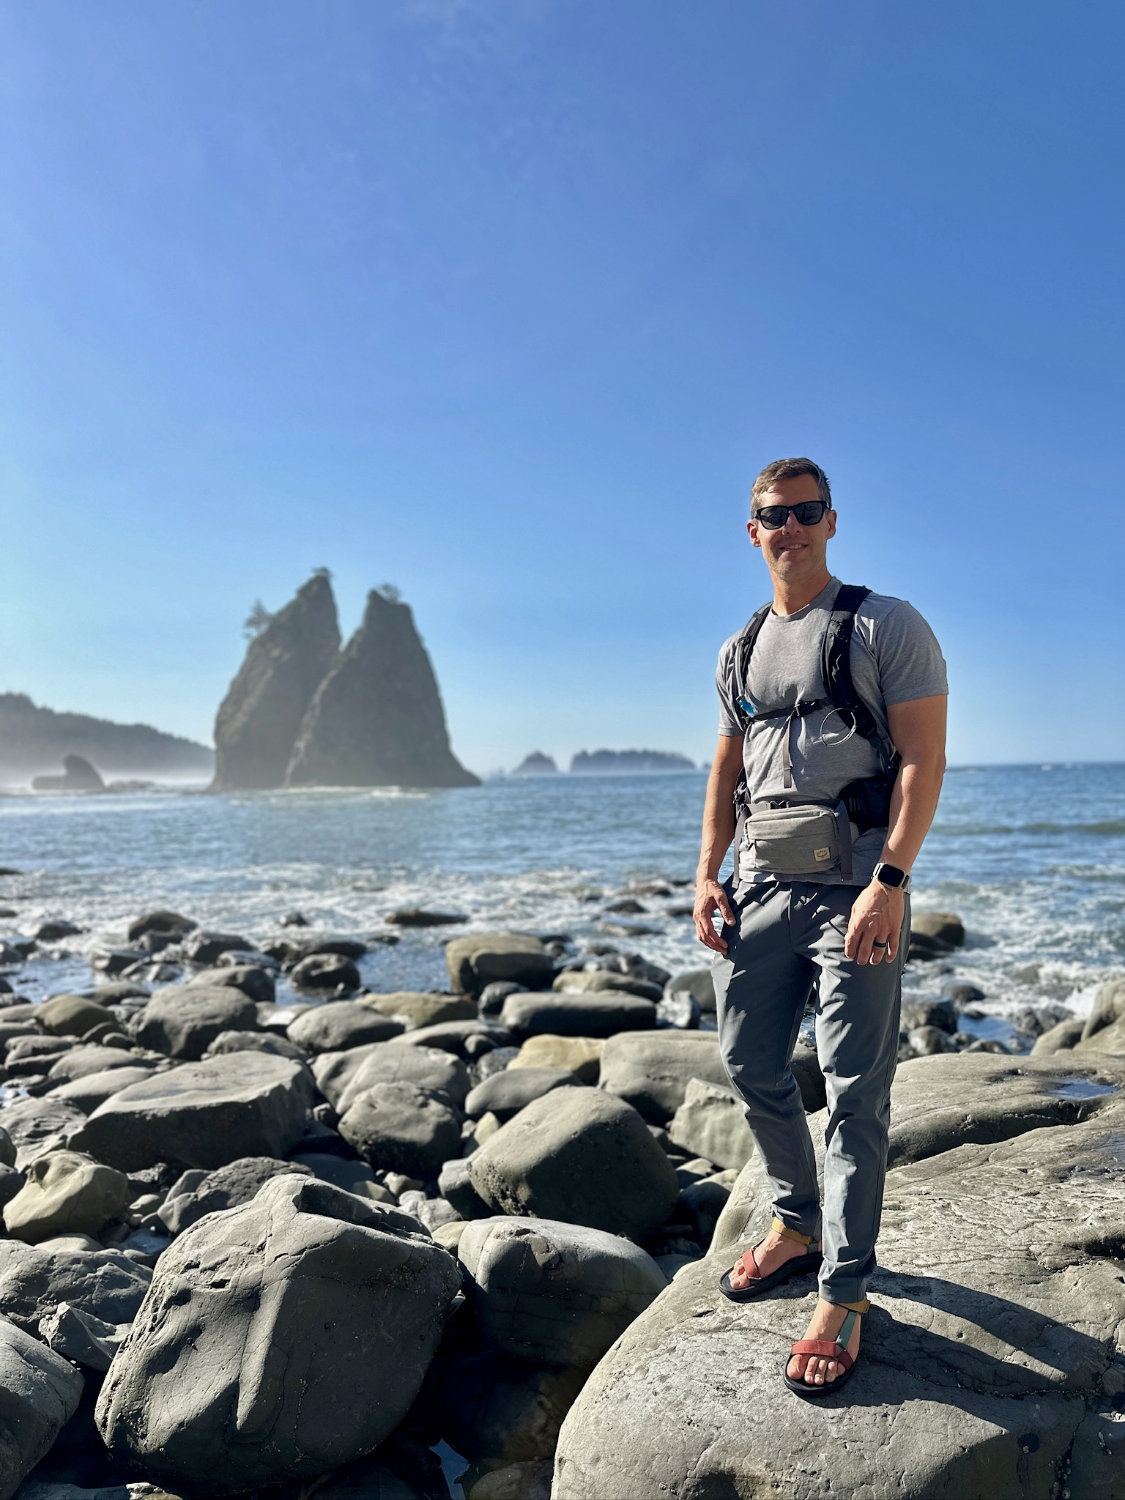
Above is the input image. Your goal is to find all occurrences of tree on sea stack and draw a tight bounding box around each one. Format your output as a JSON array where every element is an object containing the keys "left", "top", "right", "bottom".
[{"left": 285, "top": 587, "right": 479, "bottom": 789}]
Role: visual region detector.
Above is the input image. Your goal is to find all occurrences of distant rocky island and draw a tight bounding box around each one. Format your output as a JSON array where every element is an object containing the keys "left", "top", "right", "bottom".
[
  {"left": 0, "top": 693, "right": 213, "bottom": 788},
  {"left": 212, "top": 573, "right": 479, "bottom": 792},
  {"left": 570, "top": 749, "right": 698, "bottom": 774},
  {"left": 511, "top": 752, "right": 559, "bottom": 776}
]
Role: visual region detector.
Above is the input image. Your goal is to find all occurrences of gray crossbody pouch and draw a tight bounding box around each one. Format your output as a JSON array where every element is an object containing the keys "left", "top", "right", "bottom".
[{"left": 745, "top": 801, "right": 854, "bottom": 881}]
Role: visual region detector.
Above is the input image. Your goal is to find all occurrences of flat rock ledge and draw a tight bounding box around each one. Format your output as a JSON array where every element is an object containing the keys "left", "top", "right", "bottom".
[{"left": 552, "top": 1090, "right": 1125, "bottom": 1499}]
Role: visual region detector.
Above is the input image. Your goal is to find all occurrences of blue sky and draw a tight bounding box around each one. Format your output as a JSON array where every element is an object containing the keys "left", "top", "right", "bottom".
[{"left": 2, "top": 0, "right": 1122, "bottom": 775}]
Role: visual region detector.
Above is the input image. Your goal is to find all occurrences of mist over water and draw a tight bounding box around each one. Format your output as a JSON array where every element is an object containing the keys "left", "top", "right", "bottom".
[{"left": 1, "top": 763, "right": 1121, "bottom": 1020}]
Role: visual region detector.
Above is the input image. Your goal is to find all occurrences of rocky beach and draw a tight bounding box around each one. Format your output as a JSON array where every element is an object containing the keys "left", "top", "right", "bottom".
[{"left": 0, "top": 839, "right": 1122, "bottom": 1500}]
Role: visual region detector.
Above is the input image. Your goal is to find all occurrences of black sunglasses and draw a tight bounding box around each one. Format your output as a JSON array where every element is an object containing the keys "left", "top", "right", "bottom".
[{"left": 752, "top": 499, "right": 832, "bottom": 529}]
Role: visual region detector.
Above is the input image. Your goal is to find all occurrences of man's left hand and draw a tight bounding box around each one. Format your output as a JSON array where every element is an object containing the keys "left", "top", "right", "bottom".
[{"left": 845, "top": 881, "right": 905, "bottom": 965}]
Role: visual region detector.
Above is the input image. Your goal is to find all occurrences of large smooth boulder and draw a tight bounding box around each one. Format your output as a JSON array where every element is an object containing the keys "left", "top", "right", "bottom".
[
  {"left": 464, "top": 1068, "right": 577, "bottom": 1121},
  {"left": 47, "top": 1065, "right": 158, "bottom": 1115},
  {"left": 0, "top": 1240, "right": 151, "bottom": 1334},
  {"left": 333, "top": 1043, "right": 471, "bottom": 1114},
  {"left": 468, "top": 1087, "right": 679, "bottom": 1241},
  {"left": 499, "top": 992, "right": 656, "bottom": 1040},
  {"left": 95, "top": 1174, "right": 460, "bottom": 1492},
  {"left": 3, "top": 1151, "right": 130, "bottom": 1244},
  {"left": 0, "top": 1317, "right": 86, "bottom": 1500},
  {"left": 67, "top": 1053, "right": 313, "bottom": 1171},
  {"left": 458, "top": 1216, "right": 666, "bottom": 1368},
  {"left": 668, "top": 1077, "right": 755, "bottom": 1170},
  {"left": 510, "top": 1035, "right": 603, "bottom": 1082},
  {"left": 552, "top": 971, "right": 661, "bottom": 1001},
  {"left": 211, "top": 571, "right": 342, "bottom": 791},
  {"left": 337, "top": 1083, "right": 463, "bottom": 1179},
  {"left": 284, "top": 588, "right": 479, "bottom": 790},
  {"left": 133, "top": 985, "right": 258, "bottom": 1061},
  {"left": 188, "top": 963, "right": 277, "bottom": 1006},
  {"left": 598, "top": 1032, "right": 729, "bottom": 1123},
  {"left": 552, "top": 1095, "right": 1125, "bottom": 1500},
  {"left": 45, "top": 1045, "right": 146, "bottom": 1085},
  {"left": 290, "top": 953, "right": 361, "bottom": 993},
  {"left": 445, "top": 935, "right": 555, "bottom": 997},
  {"left": 35, "top": 994, "right": 110, "bottom": 1038},
  {"left": 287, "top": 1002, "right": 403, "bottom": 1054},
  {"left": 1076, "top": 1016, "right": 1125, "bottom": 1057},
  {"left": 361, "top": 992, "right": 478, "bottom": 1029}
]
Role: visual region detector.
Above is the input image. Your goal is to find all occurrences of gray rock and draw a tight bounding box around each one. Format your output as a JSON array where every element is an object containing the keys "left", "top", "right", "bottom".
[
  {"left": 182, "top": 930, "right": 253, "bottom": 966},
  {"left": 598, "top": 1032, "right": 729, "bottom": 1123},
  {"left": 187, "top": 963, "right": 276, "bottom": 1006},
  {"left": 552, "top": 1095, "right": 1125, "bottom": 1500},
  {"left": 132, "top": 985, "right": 258, "bottom": 1060},
  {"left": 46, "top": 1066, "right": 158, "bottom": 1114},
  {"left": 0, "top": 1317, "right": 85, "bottom": 1500},
  {"left": 338, "top": 1083, "right": 463, "bottom": 1179},
  {"left": 284, "top": 587, "right": 479, "bottom": 789},
  {"left": 0, "top": 1131, "right": 12, "bottom": 1170},
  {"left": 95, "top": 1174, "right": 460, "bottom": 1491},
  {"left": 464, "top": 1460, "right": 553, "bottom": 1500},
  {"left": 331, "top": 1042, "right": 471, "bottom": 1114},
  {"left": 910, "top": 910, "right": 966, "bottom": 946},
  {"left": 664, "top": 967, "right": 717, "bottom": 1014},
  {"left": 291, "top": 952, "right": 361, "bottom": 992},
  {"left": 203, "top": 1029, "right": 307, "bottom": 1061},
  {"left": 287, "top": 1154, "right": 394, "bottom": 1205},
  {"left": 437, "top": 1157, "right": 492, "bottom": 1220},
  {"left": 1031, "top": 1017, "right": 1085, "bottom": 1056},
  {"left": 668, "top": 1078, "right": 755, "bottom": 1171},
  {"left": 0, "top": 1239, "right": 151, "bottom": 1334},
  {"left": 429, "top": 1349, "right": 589, "bottom": 1470},
  {"left": 158, "top": 1155, "right": 315, "bottom": 1235},
  {"left": 35, "top": 995, "right": 109, "bottom": 1039},
  {"left": 31, "top": 752, "right": 104, "bottom": 793},
  {"left": 886, "top": 1052, "right": 1125, "bottom": 1168},
  {"left": 468, "top": 1086, "right": 679, "bottom": 1240},
  {"left": 1076, "top": 1014, "right": 1125, "bottom": 1057},
  {"left": 386, "top": 908, "right": 468, "bottom": 927},
  {"left": 38, "top": 1301, "right": 130, "bottom": 1371},
  {"left": 1081, "top": 975, "right": 1125, "bottom": 1042},
  {"left": 44, "top": 1046, "right": 145, "bottom": 1085},
  {"left": 3, "top": 1151, "right": 130, "bottom": 1243},
  {"left": 127, "top": 909, "right": 197, "bottom": 945},
  {"left": 445, "top": 934, "right": 555, "bottom": 997},
  {"left": 499, "top": 991, "right": 656, "bottom": 1040},
  {"left": 212, "top": 572, "right": 342, "bottom": 791},
  {"left": 552, "top": 971, "right": 661, "bottom": 1002},
  {"left": 464, "top": 1067, "right": 576, "bottom": 1121},
  {"left": 362, "top": 991, "right": 478, "bottom": 1029},
  {"left": 0, "top": 1098, "right": 87, "bottom": 1170},
  {"left": 907, "top": 1024, "right": 954, "bottom": 1056},
  {"left": 458, "top": 1216, "right": 665, "bottom": 1367},
  {"left": 390, "top": 1019, "right": 507, "bottom": 1054},
  {"left": 477, "top": 981, "right": 525, "bottom": 1018},
  {"left": 67, "top": 1053, "right": 313, "bottom": 1171},
  {"left": 287, "top": 1002, "right": 404, "bottom": 1054}
]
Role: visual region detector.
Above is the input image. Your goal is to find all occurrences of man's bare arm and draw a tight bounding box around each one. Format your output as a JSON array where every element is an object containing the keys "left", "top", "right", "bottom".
[
  {"left": 844, "top": 694, "right": 948, "bottom": 965},
  {"left": 693, "top": 735, "right": 745, "bottom": 954}
]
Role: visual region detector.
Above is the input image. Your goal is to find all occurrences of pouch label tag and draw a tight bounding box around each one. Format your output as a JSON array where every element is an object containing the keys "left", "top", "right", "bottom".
[{"left": 814, "top": 847, "right": 831, "bottom": 862}]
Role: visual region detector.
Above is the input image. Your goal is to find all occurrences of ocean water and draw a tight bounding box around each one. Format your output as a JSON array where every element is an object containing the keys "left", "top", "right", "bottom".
[{"left": 0, "top": 762, "right": 1122, "bottom": 1022}]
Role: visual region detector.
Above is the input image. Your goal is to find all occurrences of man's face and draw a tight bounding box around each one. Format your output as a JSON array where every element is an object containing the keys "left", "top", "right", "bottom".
[{"left": 747, "top": 473, "right": 836, "bottom": 582}]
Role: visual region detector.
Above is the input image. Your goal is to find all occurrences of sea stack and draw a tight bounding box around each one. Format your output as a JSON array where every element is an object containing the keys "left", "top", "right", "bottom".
[
  {"left": 285, "top": 589, "right": 478, "bottom": 789},
  {"left": 212, "top": 574, "right": 341, "bottom": 791}
]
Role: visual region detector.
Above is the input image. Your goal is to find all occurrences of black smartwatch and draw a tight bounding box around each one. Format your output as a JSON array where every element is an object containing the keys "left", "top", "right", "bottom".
[{"left": 873, "top": 861, "right": 911, "bottom": 892}]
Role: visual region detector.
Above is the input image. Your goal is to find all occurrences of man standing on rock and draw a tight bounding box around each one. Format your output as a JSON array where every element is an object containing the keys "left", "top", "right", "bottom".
[{"left": 693, "top": 456, "right": 947, "bottom": 1397}]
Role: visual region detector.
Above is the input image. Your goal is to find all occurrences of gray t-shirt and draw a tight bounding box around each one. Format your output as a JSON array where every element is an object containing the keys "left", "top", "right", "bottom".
[{"left": 716, "top": 576, "right": 947, "bottom": 888}]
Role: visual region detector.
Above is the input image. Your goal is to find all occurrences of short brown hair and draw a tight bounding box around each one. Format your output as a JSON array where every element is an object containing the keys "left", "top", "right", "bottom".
[{"left": 751, "top": 457, "right": 832, "bottom": 513}]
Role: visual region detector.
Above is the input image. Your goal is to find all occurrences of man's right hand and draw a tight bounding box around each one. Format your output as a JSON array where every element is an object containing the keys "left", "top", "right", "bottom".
[{"left": 694, "top": 878, "right": 736, "bottom": 955}]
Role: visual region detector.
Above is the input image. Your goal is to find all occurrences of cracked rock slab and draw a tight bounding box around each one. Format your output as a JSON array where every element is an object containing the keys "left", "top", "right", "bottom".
[{"left": 552, "top": 1098, "right": 1125, "bottom": 1500}]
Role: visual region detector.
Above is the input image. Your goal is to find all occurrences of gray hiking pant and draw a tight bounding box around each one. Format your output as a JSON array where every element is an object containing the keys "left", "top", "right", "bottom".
[{"left": 711, "top": 880, "right": 908, "bottom": 1306}]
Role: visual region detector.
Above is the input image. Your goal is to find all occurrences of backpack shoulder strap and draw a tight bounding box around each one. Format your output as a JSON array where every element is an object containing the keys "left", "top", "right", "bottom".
[
  {"left": 820, "top": 584, "right": 897, "bottom": 763},
  {"left": 732, "top": 604, "right": 772, "bottom": 730}
]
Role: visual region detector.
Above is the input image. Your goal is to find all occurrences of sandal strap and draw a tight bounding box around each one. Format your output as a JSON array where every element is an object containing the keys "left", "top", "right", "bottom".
[
  {"left": 733, "top": 1246, "right": 761, "bottom": 1281},
  {"left": 789, "top": 1339, "right": 855, "bottom": 1372}
]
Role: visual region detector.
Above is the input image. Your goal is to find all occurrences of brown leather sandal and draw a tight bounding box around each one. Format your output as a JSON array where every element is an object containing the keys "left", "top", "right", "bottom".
[
  {"left": 718, "top": 1218, "right": 822, "bottom": 1303},
  {"left": 783, "top": 1305, "right": 863, "bottom": 1399}
]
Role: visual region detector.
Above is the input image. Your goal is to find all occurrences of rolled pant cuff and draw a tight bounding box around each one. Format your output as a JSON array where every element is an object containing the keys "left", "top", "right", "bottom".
[{"left": 818, "top": 1280, "right": 868, "bottom": 1309}]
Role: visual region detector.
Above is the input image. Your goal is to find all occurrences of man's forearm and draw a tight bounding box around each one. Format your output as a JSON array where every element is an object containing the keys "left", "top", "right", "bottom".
[
  {"left": 880, "top": 751, "right": 946, "bottom": 873},
  {"left": 697, "top": 760, "right": 739, "bottom": 883}
]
